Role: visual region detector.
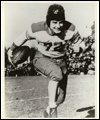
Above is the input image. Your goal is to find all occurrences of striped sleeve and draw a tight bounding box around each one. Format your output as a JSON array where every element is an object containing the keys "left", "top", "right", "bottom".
[
  {"left": 31, "top": 21, "right": 46, "bottom": 33},
  {"left": 26, "top": 21, "right": 46, "bottom": 39},
  {"left": 71, "top": 28, "right": 81, "bottom": 44},
  {"left": 71, "top": 28, "right": 85, "bottom": 50},
  {"left": 10, "top": 22, "right": 46, "bottom": 49}
]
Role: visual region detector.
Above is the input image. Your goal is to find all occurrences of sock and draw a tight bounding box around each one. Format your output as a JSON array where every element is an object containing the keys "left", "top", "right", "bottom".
[{"left": 49, "top": 102, "right": 57, "bottom": 108}]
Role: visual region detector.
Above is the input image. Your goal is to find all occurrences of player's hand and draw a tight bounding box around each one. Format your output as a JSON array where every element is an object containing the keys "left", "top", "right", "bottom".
[{"left": 7, "top": 49, "right": 15, "bottom": 66}]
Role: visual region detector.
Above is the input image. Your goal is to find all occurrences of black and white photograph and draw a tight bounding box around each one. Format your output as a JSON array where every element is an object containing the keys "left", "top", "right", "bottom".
[{"left": 1, "top": 1, "right": 98, "bottom": 119}]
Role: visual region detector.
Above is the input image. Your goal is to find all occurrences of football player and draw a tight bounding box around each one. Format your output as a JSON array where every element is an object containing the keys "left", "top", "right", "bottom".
[{"left": 8, "top": 4, "right": 85, "bottom": 118}]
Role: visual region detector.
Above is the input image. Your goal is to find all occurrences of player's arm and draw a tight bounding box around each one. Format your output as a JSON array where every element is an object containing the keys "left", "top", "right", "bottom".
[
  {"left": 7, "top": 31, "right": 28, "bottom": 65},
  {"left": 10, "top": 21, "right": 45, "bottom": 51},
  {"left": 8, "top": 21, "right": 45, "bottom": 64},
  {"left": 7, "top": 25, "right": 35, "bottom": 65},
  {"left": 10, "top": 22, "right": 42, "bottom": 51},
  {"left": 26, "top": 27, "right": 36, "bottom": 40},
  {"left": 70, "top": 26, "right": 85, "bottom": 53}
]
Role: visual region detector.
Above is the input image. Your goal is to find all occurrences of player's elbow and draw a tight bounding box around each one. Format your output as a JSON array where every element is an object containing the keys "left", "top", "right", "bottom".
[
  {"left": 26, "top": 28, "right": 35, "bottom": 39},
  {"left": 26, "top": 30, "right": 31, "bottom": 39}
]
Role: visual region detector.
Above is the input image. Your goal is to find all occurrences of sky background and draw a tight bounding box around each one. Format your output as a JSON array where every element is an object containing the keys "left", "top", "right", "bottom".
[{"left": 2, "top": 1, "right": 96, "bottom": 48}]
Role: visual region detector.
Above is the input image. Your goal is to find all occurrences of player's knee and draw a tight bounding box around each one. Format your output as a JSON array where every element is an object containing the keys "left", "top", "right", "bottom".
[{"left": 49, "top": 69, "right": 63, "bottom": 82}]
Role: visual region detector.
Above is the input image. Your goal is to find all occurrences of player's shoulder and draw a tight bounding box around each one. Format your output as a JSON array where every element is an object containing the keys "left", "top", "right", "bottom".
[
  {"left": 31, "top": 21, "right": 47, "bottom": 32},
  {"left": 64, "top": 21, "right": 76, "bottom": 31}
]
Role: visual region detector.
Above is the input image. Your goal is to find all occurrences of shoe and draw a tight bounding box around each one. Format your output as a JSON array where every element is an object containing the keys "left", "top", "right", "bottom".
[{"left": 44, "top": 107, "right": 57, "bottom": 118}]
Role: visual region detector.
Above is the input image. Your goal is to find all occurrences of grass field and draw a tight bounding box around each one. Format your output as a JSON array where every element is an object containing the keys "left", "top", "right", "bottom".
[{"left": 4, "top": 75, "right": 96, "bottom": 118}]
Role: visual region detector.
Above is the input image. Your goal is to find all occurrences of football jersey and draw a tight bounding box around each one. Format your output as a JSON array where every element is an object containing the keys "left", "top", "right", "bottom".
[{"left": 14, "top": 21, "right": 85, "bottom": 58}]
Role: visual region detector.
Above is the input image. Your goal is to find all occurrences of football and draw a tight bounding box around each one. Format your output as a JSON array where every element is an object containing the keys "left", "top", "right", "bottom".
[{"left": 11, "top": 46, "right": 30, "bottom": 65}]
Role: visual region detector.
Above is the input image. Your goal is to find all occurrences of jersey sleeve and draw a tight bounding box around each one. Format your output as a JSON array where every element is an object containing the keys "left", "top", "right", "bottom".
[
  {"left": 31, "top": 21, "right": 46, "bottom": 33},
  {"left": 13, "top": 31, "right": 27, "bottom": 46},
  {"left": 71, "top": 27, "right": 85, "bottom": 50},
  {"left": 26, "top": 21, "right": 46, "bottom": 40},
  {"left": 10, "top": 31, "right": 28, "bottom": 51},
  {"left": 10, "top": 21, "right": 46, "bottom": 50}
]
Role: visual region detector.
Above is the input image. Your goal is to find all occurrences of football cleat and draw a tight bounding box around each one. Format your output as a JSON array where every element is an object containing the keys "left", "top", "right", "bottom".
[{"left": 44, "top": 107, "right": 57, "bottom": 118}]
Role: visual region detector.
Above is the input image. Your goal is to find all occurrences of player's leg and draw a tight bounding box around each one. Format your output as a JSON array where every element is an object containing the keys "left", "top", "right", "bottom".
[
  {"left": 45, "top": 80, "right": 59, "bottom": 118},
  {"left": 33, "top": 55, "right": 63, "bottom": 105},
  {"left": 33, "top": 52, "right": 63, "bottom": 117},
  {"left": 56, "top": 73, "right": 68, "bottom": 106},
  {"left": 53, "top": 59, "right": 68, "bottom": 106}
]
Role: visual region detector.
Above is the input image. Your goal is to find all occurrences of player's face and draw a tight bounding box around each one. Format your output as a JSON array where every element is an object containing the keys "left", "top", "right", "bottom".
[{"left": 49, "top": 20, "right": 64, "bottom": 34}]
